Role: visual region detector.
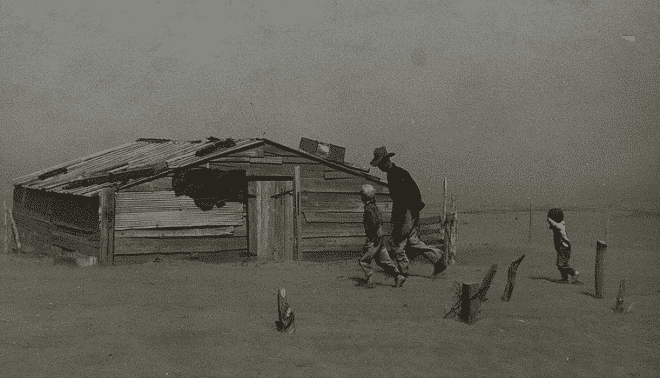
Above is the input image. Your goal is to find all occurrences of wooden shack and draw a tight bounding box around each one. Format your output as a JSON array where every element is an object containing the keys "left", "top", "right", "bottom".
[{"left": 7, "top": 137, "right": 443, "bottom": 265}]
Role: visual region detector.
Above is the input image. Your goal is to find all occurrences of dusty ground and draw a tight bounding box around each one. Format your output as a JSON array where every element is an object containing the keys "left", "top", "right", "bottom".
[{"left": 1, "top": 211, "right": 658, "bottom": 377}]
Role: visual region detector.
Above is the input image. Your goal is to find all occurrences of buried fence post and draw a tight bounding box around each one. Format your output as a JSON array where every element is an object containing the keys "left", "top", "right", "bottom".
[
  {"left": 595, "top": 241, "right": 607, "bottom": 299},
  {"left": 8, "top": 207, "right": 20, "bottom": 251},
  {"left": 613, "top": 279, "right": 626, "bottom": 313},
  {"left": 501, "top": 254, "right": 526, "bottom": 302},
  {"left": 276, "top": 288, "right": 295, "bottom": 333},
  {"left": 444, "top": 210, "right": 458, "bottom": 266},
  {"left": 478, "top": 263, "right": 499, "bottom": 302},
  {"left": 444, "top": 281, "right": 482, "bottom": 324},
  {"left": 461, "top": 282, "right": 481, "bottom": 325}
]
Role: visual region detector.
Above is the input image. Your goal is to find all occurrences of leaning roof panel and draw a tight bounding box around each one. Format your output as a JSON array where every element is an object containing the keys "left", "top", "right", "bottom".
[
  {"left": 13, "top": 138, "right": 263, "bottom": 196},
  {"left": 12, "top": 137, "right": 387, "bottom": 197}
]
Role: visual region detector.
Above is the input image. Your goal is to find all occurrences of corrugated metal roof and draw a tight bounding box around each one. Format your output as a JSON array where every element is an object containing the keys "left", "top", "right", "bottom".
[{"left": 13, "top": 137, "right": 387, "bottom": 197}]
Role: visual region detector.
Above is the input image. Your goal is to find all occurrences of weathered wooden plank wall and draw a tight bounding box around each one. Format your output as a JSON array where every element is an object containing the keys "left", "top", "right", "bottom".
[
  {"left": 11, "top": 187, "right": 100, "bottom": 257},
  {"left": 113, "top": 189, "right": 247, "bottom": 256}
]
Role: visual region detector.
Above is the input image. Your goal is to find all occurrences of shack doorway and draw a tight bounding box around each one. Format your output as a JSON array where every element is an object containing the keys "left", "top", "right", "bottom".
[{"left": 247, "top": 180, "right": 295, "bottom": 261}]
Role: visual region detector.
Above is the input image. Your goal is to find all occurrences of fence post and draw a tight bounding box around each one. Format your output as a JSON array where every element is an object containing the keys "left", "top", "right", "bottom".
[
  {"left": 502, "top": 254, "right": 526, "bottom": 302},
  {"left": 478, "top": 263, "right": 499, "bottom": 302},
  {"left": 595, "top": 241, "right": 607, "bottom": 299},
  {"left": 613, "top": 279, "right": 626, "bottom": 313},
  {"left": 460, "top": 282, "right": 481, "bottom": 324},
  {"left": 276, "top": 288, "right": 295, "bottom": 333}
]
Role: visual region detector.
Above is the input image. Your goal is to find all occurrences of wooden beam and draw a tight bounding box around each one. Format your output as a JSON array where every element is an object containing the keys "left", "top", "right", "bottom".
[
  {"left": 114, "top": 226, "right": 239, "bottom": 238},
  {"left": 303, "top": 212, "right": 391, "bottom": 224},
  {"left": 324, "top": 170, "right": 353, "bottom": 180},
  {"left": 293, "top": 166, "right": 302, "bottom": 261},
  {"left": 250, "top": 156, "right": 283, "bottom": 165},
  {"left": 595, "top": 241, "right": 607, "bottom": 299},
  {"left": 114, "top": 236, "right": 247, "bottom": 255},
  {"left": 99, "top": 188, "right": 116, "bottom": 266},
  {"left": 501, "top": 254, "right": 526, "bottom": 302}
]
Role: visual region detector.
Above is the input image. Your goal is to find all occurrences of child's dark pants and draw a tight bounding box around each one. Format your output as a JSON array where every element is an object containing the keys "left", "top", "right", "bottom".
[{"left": 556, "top": 244, "right": 576, "bottom": 280}]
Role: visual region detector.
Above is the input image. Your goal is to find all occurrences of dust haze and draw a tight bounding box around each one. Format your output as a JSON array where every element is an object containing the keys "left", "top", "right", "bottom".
[{"left": 1, "top": 0, "right": 658, "bottom": 211}]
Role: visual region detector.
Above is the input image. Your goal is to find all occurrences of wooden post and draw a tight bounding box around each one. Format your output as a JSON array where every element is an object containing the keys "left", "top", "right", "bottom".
[
  {"left": 478, "top": 263, "right": 499, "bottom": 302},
  {"left": 444, "top": 201, "right": 458, "bottom": 266},
  {"left": 528, "top": 202, "right": 533, "bottom": 243},
  {"left": 8, "top": 208, "right": 20, "bottom": 250},
  {"left": 276, "top": 288, "right": 295, "bottom": 333},
  {"left": 293, "top": 166, "right": 302, "bottom": 261},
  {"left": 501, "top": 254, "right": 526, "bottom": 302},
  {"left": 460, "top": 282, "right": 480, "bottom": 324},
  {"left": 3, "top": 200, "right": 7, "bottom": 254},
  {"left": 613, "top": 279, "right": 626, "bottom": 313},
  {"left": 595, "top": 241, "right": 607, "bottom": 299},
  {"left": 99, "top": 188, "right": 116, "bottom": 266}
]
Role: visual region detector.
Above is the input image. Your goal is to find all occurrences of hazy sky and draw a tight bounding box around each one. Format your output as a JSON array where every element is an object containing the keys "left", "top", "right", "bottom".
[{"left": 1, "top": 0, "right": 658, "bottom": 210}]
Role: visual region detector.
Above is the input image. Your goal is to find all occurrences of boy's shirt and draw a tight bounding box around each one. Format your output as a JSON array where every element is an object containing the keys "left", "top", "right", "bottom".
[
  {"left": 548, "top": 218, "right": 570, "bottom": 249},
  {"left": 363, "top": 200, "right": 384, "bottom": 242}
]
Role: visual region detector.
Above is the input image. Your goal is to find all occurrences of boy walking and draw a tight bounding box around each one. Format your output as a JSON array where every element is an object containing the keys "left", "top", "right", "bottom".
[
  {"left": 358, "top": 184, "right": 400, "bottom": 288},
  {"left": 547, "top": 208, "right": 580, "bottom": 284}
]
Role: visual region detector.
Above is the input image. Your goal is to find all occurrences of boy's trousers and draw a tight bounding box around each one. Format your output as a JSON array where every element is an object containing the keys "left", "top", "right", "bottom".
[
  {"left": 359, "top": 236, "right": 400, "bottom": 278},
  {"left": 556, "top": 244, "right": 577, "bottom": 280}
]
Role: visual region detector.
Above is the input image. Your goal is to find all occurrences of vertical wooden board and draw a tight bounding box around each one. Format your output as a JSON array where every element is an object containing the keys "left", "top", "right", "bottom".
[
  {"left": 99, "top": 188, "right": 116, "bottom": 266},
  {"left": 284, "top": 181, "right": 294, "bottom": 261},
  {"left": 293, "top": 166, "right": 302, "bottom": 260},
  {"left": 247, "top": 181, "right": 258, "bottom": 257},
  {"left": 260, "top": 181, "right": 272, "bottom": 260},
  {"left": 273, "top": 181, "right": 282, "bottom": 260}
]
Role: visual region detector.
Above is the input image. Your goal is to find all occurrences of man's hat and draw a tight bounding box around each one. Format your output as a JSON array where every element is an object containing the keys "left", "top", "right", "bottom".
[{"left": 370, "top": 146, "right": 395, "bottom": 167}]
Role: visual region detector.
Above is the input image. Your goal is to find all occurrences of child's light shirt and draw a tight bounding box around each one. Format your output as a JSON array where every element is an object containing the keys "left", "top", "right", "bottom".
[{"left": 548, "top": 218, "right": 570, "bottom": 248}]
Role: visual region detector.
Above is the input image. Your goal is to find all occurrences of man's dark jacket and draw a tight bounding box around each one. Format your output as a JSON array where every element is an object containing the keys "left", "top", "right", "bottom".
[{"left": 386, "top": 163, "right": 425, "bottom": 214}]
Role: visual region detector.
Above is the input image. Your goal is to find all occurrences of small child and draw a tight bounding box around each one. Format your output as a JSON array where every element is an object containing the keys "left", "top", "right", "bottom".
[
  {"left": 357, "top": 184, "right": 400, "bottom": 287},
  {"left": 547, "top": 208, "right": 580, "bottom": 284}
]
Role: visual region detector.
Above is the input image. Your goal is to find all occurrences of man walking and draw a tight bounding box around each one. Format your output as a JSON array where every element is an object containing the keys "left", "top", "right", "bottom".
[{"left": 370, "top": 146, "right": 446, "bottom": 287}]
